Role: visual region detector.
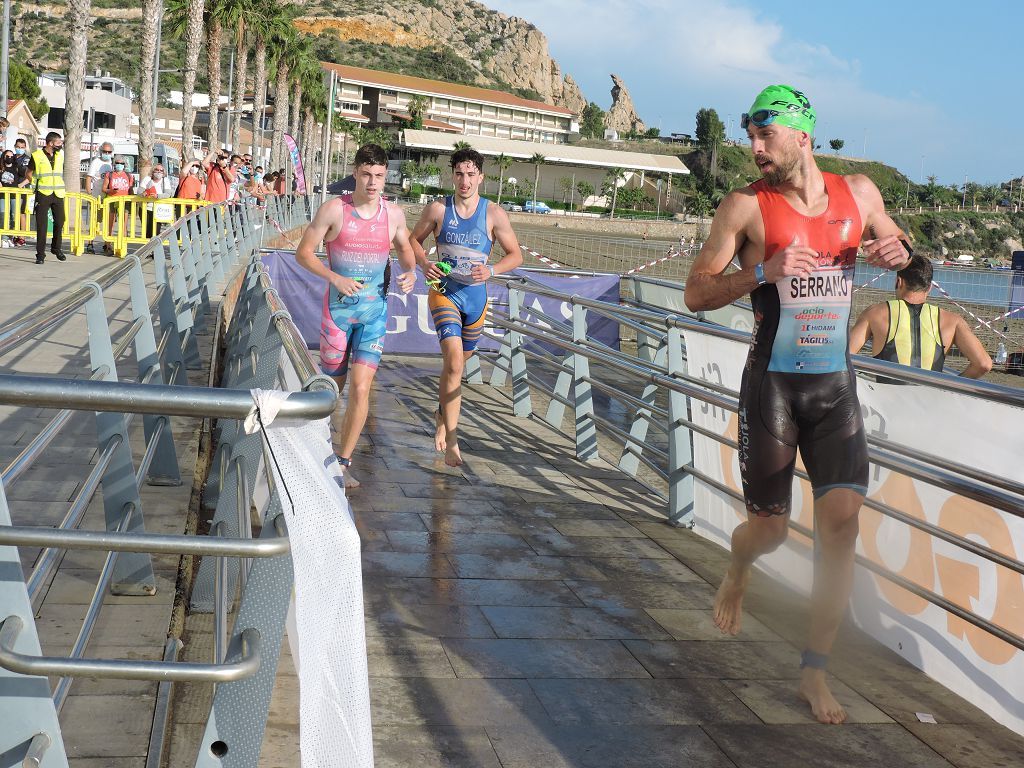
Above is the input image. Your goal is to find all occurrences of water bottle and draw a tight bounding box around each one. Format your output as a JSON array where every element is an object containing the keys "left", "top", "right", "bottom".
[{"left": 995, "top": 342, "right": 1007, "bottom": 366}]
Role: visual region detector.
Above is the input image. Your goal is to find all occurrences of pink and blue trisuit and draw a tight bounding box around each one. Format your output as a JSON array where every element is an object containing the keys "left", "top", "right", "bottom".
[{"left": 319, "top": 194, "right": 393, "bottom": 377}]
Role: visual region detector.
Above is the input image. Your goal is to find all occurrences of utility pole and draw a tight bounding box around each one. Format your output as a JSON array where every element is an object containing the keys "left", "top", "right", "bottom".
[
  {"left": 962, "top": 173, "right": 967, "bottom": 208},
  {"left": 224, "top": 49, "right": 234, "bottom": 150},
  {"left": 319, "top": 70, "right": 335, "bottom": 205},
  {"left": 1, "top": 0, "right": 10, "bottom": 116}
]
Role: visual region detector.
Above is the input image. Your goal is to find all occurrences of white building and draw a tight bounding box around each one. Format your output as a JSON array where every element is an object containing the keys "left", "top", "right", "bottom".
[{"left": 36, "top": 71, "right": 134, "bottom": 149}]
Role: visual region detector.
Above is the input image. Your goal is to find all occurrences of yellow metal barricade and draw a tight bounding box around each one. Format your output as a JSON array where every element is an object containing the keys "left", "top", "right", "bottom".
[
  {"left": 0, "top": 187, "right": 38, "bottom": 244},
  {"left": 64, "top": 192, "right": 99, "bottom": 256},
  {"left": 102, "top": 195, "right": 209, "bottom": 257}
]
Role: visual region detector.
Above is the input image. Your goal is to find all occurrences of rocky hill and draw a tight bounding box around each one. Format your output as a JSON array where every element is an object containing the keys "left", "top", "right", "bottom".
[
  {"left": 295, "top": 0, "right": 587, "bottom": 112},
  {"left": 9, "top": 0, "right": 590, "bottom": 114}
]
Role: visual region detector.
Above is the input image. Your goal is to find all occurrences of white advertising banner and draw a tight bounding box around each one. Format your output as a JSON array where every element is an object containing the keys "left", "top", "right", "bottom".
[
  {"left": 683, "top": 330, "right": 1024, "bottom": 735},
  {"left": 250, "top": 377, "right": 373, "bottom": 767}
]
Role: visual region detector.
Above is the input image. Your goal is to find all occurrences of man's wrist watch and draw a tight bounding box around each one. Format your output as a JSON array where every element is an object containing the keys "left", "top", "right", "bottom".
[{"left": 754, "top": 262, "right": 768, "bottom": 286}]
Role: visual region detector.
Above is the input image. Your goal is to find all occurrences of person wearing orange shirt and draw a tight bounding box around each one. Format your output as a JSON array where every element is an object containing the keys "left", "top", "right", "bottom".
[{"left": 202, "top": 148, "right": 234, "bottom": 204}]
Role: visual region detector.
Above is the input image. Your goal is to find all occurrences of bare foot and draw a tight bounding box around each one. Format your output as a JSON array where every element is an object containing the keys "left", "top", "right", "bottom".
[
  {"left": 434, "top": 409, "right": 446, "bottom": 453},
  {"left": 342, "top": 467, "right": 360, "bottom": 490},
  {"left": 712, "top": 568, "right": 750, "bottom": 635},
  {"left": 798, "top": 668, "right": 847, "bottom": 724},
  {"left": 444, "top": 441, "right": 463, "bottom": 467}
]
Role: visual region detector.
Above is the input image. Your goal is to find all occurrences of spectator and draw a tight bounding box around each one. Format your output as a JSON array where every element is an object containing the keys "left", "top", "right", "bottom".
[
  {"left": 274, "top": 168, "right": 286, "bottom": 196},
  {"left": 202, "top": 148, "right": 235, "bottom": 204},
  {"left": 102, "top": 155, "right": 134, "bottom": 255},
  {"left": 1, "top": 149, "right": 18, "bottom": 246},
  {"left": 244, "top": 167, "right": 266, "bottom": 205},
  {"left": 12, "top": 138, "right": 31, "bottom": 241},
  {"left": 139, "top": 163, "right": 173, "bottom": 239},
  {"left": 226, "top": 153, "right": 244, "bottom": 204},
  {"left": 849, "top": 253, "right": 993, "bottom": 378},
  {"left": 86, "top": 141, "right": 114, "bottom": 254},
  {"left": 173, "top": 160, "right": 204, "bottom": 220},
  {"left": 26, "top": 131, "right": 66, "bottom": 264}
]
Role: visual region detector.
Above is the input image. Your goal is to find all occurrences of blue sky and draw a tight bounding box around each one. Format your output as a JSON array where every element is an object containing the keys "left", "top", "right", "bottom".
[{"left": 484, "top": 0, "right": 1021, "bottom": 186}]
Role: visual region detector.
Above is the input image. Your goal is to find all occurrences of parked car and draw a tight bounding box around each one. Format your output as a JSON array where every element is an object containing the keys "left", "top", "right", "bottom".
[
  {"left": 523, "top": 200, "right": 551, "bottom": 214},
  {"left": 500, "top": 201, "right": 523, "bottom": 212}
]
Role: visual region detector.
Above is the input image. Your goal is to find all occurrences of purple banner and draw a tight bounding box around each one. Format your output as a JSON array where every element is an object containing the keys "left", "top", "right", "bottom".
[
  {"left": 283, "top": 133, "right": 307, "bottom": 195},
  {"left": 261, "top": 251, "right": 621, "bottom": 358}
]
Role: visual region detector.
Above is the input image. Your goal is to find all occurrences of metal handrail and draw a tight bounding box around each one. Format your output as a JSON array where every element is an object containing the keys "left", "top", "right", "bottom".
[
  {"left": 0, "top": 617, "right": 262, "bottom": 682},
  {"left": 504, "top": 273, "right": 1024, "bottom": 406},
  {"left": 0, "top": 374, "right": 336, "bottom": 420},
  {"left": 0, "top": 519, "right": 289, "bottom": 557}
]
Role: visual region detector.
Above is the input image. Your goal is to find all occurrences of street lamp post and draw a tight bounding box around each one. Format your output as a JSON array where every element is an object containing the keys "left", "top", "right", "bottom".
[
  {"left": 962, "top": 173, "right": 967, "bottom": 209},
  {"left": 1, "top": 0, "right": 11, "bottom": 113}
]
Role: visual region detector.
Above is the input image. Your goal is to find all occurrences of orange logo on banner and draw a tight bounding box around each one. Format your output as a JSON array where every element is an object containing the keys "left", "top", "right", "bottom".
[
  {"left": 859, "top": 471, "right": 934, "bottom": 615},
  {"left": 936, "top": 496, "right": 1024, "bottom": 665}
]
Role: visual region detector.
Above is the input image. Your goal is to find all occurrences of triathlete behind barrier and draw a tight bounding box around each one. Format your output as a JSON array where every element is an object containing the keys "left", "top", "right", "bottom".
[
  {"left": 684, "top": 84, "right": 913, "bottom": 725},
  {"left": 296, "top": 143, "right": 417, "bottom": 489},
  {"left": 409, "top": 147, "right": 523, "bottom": 467},
  {"left": 849, "top": 253, "right": 993, "bottom": 379}
]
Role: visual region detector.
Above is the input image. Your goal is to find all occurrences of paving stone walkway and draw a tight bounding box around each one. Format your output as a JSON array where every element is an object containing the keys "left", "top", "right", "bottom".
[{"left": 245, "top": 354, "right": 1024, "bottom": 768}]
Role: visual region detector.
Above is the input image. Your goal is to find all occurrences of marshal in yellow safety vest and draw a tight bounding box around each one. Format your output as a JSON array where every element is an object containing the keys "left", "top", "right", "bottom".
[{"left": 31, "top": 147, "right": 66, "bottom": 199}]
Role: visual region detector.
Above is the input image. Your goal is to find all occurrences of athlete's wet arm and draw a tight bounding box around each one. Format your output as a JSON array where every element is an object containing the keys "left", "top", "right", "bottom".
[
  {"left": 848, "top": 305, "right": 881, "bottom": 355},
  {"left": 850, "top": 175, "right": 911, "bottom": 270},
  {"left": 488, "top": 206, "right": 523, "bottom": 276},
  {"left": 410, "top": 203, "right": 443, "bottom": 274},
  {"left": 295, "top": 202, "right": 339, "bottom": 283},
  {"left": 950, "top": 314, "right": 993, "bottom": 378},
  {"left": 389, "top": 208, "right": 417, "bottom": 273},
  {"left": 684, "top": 194, "right": 758, "bottom": 311}
]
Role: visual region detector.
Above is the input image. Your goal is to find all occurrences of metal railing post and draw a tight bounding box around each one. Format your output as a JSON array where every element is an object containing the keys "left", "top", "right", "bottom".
[
  {"left": 464, "top": 353, "right": 484, "bottom": 384},
  {"left": 0, "top": 480, "right": 72, "bottom": 768},
  {"left": 127, "top": 257, "right": 181, "bottom": 485},
  {"left": 194, "top": 508, "right": 294, "bottom": 768},
  {"left": 666, "top": 326, "right": 694, "bottom": 527},
  {"left": 544, "top": 352, "right": 573, "bottom": 430},
  {"left": 167, "top": 232, "right": 203, "bottom": 369},
  {"left": 619, "top": 340, "right": 667, "bottom": 476},
  {"left": 191, "top": 284, "right": 281, "bottom": 611},
  {"left": 204, "top": 206, "right": 226, "bottom": 285},
  {"left": 83, "top": 283, "right": 156, "bottom": 595},
  {"left": 182, "top": 216, "right": 212, "bottom": 331},
  {"left": 571, "top": 302, "right": 599, "bottom": 461},
  {"left": 508, "top": 286, "right": 532, "bottom": 418}
]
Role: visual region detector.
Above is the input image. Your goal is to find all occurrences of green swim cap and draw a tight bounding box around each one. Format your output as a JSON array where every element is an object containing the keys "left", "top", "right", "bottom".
[{"left": 744, "top": 85, "right": 817, "bottom": 134}]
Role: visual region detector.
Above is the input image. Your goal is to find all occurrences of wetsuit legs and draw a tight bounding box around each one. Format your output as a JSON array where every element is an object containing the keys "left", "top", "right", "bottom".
[{"left": 800, "top": 486, "right": 862, "bottom": 724}]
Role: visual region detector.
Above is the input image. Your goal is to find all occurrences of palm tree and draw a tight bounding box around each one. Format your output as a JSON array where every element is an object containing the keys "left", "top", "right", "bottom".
[
  {"left": 289, "top": 36, "right": 315, "bottom": 140},
  {"left": 222, "top": 0, "right": 252, "bottom": 153},
  {"left": 407, "top": 95, "right": 429, "bottom": 129},
  {"left": 268, "top": 24, "right": 297, "bottom": 171},
  {"left": 246, "top": 1, "right": 287, "bottom": 162},
  {"left": 167, "top": 0, "right": 206, "bottom": 157},
  {"left": 138, "top": 0, "right": 162, "bottom": 176},
  {"left": 604, "top": 167, "right": 625, "bottom": 218},
  {"left": 452, "top": 140, "right": 472, "bottom": 151},
  {"left": 495, "top": 153, "right": 512, "bottom": 204},
  {"left": 63, "top": 0, "right": 90, "bottom": 192},
  {"left": 205, "top": 0, "right": 226, "bottom": 151},
  {"left": 529, "top": 152, "right": 546, "bottom": 211}
]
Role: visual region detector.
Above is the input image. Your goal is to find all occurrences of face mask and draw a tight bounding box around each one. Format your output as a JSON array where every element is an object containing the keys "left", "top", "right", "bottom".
[
  {"left": 115, "top": 163, "right": 125, "bottom": 171},
  {"left": 14, "top": 148, "right": 25, "bottom": 156},
  {"left": 241, "top": 165, "right": 250, "bottom": 174},
  {"left": 101, "top": 153, "right": 112, "bottom": 161},
  {"left": 153, "top": 173, "right": 163, "bottom": 180},
  {"left": 189, "top": 167, "right": 198, "bottom": 175},
  {"left": 255, "top": 173, "right": 263, "bottom": 181}
]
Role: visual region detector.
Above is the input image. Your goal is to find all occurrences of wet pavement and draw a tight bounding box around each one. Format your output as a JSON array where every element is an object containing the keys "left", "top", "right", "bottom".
[{"left": 245, "top": 354, "right": 1024, "bottom": 768}]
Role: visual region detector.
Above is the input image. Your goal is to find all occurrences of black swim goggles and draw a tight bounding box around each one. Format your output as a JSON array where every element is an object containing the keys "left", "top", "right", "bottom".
[{"left": 741, "top": 110, "right": 785, "bottom": 129}]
